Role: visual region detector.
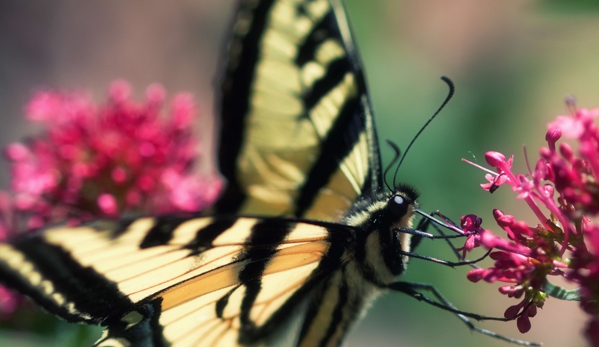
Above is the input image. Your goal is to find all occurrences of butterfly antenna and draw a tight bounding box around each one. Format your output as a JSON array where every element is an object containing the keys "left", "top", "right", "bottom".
[
  {"left": 393, "top": 76, "right": 455, "bottom": 188},
  {"left": 383, "top": 140, "right": 402, "bottom": 191}
]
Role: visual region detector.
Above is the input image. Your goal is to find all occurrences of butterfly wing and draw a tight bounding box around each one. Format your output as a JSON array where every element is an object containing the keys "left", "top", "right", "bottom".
[
  {"left": 0, "top": 1, "right": 385, "bottom": 346},
  {"left": 0, "top": 216, "right": 352, "bottom": 346},
  {"left": 215, "top": 0, "right": 382, "bottom": 221}
]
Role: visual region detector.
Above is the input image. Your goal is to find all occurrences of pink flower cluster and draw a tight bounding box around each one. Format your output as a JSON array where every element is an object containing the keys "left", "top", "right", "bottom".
[
  {"left": 461, "top": 105, "right": 599, "bottom": 344},
  {"left": 0, "top": 80, "right": 221, "bottom": 318},
  {"left": 3, "top": 80, "right": 221, "bottom": 230}
]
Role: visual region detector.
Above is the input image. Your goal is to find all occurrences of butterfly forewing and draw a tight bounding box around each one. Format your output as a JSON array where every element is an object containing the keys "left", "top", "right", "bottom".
[
  {"left": 216, "top": 0, "right": 382, "bottom": 221},
  {"left": 1, "top": 216, "right": 353, "bottom": 346}
]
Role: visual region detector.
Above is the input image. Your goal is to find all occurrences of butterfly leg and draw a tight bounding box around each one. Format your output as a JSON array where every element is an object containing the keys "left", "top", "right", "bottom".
[
  {"left": 413, "top": 211, "right": 464, "bottom": 254},
  {"left": 388, "top": 281, "right": 540, "bottom": 347},
  {"left": 412, "top": 211, "right": 487, "bottom": 269}
]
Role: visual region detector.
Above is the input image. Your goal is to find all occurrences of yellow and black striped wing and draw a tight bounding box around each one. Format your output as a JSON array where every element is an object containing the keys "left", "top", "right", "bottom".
[
  {"left": 0, "top": 216, "right": 352, "bottom": 347},
  {"left": 215, "top": 0, "right": 382, "bottom": 222},
  {"left": 0, "top": 1, "right": 391, "bottom": 346}
]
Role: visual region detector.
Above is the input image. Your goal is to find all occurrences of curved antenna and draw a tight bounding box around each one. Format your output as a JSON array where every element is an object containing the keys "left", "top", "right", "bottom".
[
  {"left": 382, "top": 140, "right": 402, "bottom": 191},
  {"left": 393, "top": 76, "right": 455, "bottom": 188}
]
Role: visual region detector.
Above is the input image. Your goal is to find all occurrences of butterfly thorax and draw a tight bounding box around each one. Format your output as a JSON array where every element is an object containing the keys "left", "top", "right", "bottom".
[{"left": 342, "top": 187, "right": 419, "bottom": 287}]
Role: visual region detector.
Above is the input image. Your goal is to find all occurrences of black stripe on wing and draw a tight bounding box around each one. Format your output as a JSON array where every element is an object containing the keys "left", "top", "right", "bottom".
[
  {"left": 216, "top": 0, "right": 275, "bottom": 214},
  {"left": 296, "top": 96, "right": 368, "bottom": 216},
  {"left": 0, "top": 235, "right": 133, "bottom": 324},
  {"left": 297, "top": 9, "right": 351, "bottom": 110},
  {"left": 185, "top": 217, "right": 238, "bottom": 252},
  {"left": 139, "top": 215, "right": 197, "bottom": 248},
  {"left": 238, "top": 235, "right": 348, "bottom": 345},
  {"left": 326, "top": 0, "right": 382, "bottom": 196},
  {"left": 237, "top": 219, "right": 292, "bottom": 333}
]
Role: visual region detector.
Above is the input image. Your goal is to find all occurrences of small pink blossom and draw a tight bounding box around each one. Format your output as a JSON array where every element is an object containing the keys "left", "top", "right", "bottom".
[
  {"left": 97, "top": 194, "right": 118, "bottom": 216},
  {"left": 548, "top": 108, "right": 599, "bottom": 139},
  {"left": 481, "top": 173, "right": 508, "bottom": 193},
  {"left": 455, "top": 214, "right": 483, "bottom": 258}
]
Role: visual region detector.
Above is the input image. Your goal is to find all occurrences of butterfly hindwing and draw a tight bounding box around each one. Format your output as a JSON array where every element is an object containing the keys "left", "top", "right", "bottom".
[{"left": 216, "top": 0, "right": 382, "bottom": 221}]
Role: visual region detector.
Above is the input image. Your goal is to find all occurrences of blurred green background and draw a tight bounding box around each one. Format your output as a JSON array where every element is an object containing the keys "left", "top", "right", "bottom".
[{"left": 1, "top": 0, "right": 598, "bottom": 346}]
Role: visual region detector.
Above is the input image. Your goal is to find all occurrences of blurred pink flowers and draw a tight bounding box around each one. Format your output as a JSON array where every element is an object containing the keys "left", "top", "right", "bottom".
[
  {"left": 462, "top": 103, "right": 599, "bottom": 344},
  {"left": 0, "top": 80, "right": 221, "bottom": 317}
]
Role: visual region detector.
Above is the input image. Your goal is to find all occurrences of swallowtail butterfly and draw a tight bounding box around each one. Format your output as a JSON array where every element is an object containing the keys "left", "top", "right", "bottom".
[{"left": 0, "top": 1, "right": 516, "bottom": 346}]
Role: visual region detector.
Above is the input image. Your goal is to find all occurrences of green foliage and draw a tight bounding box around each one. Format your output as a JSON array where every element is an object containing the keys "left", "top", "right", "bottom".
[
  {"left": 544, "top": 281, "right": 582, "bottom": 301},
  {"left": 542, "top": 0, "right": 599, "bottom": 14}
]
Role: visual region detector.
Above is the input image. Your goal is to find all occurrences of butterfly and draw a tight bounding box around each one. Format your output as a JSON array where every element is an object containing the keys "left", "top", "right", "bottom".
[{"left": 0, "top": 0, "right": 511, "bottom": 346}]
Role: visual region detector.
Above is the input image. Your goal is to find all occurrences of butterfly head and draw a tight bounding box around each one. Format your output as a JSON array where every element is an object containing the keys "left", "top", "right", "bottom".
[
  {"left": 372, "top": 185, "right": 420, "bottom": 280},
  {"left": 386, "top": 184, "right": 419, "bottom": 230}
]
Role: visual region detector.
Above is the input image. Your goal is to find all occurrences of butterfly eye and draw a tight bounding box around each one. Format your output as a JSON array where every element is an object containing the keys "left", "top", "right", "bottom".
[{"left": 388, "top": 195, "right": 409, "bottom": 217}]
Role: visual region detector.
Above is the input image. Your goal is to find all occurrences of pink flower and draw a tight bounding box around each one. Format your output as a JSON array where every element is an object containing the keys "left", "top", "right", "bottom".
[
  {"left": 585, "top": 318, "right": 599, "bottom": 347},
  {"left": 4, "top": 80, "right": 221, "bottom": 225},
  {"left": 548, "top": 108, "right": 599, "bottom": 139},
  {"left": 0, "top": 285, "right": 22, "bottom": 320},
  {"left": 461, "top": 103, "right": 599, "bottom": 340},
  {"left": 0, "top": 80, "right": 221, "bottom": 318}
]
